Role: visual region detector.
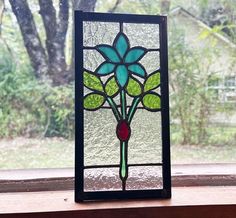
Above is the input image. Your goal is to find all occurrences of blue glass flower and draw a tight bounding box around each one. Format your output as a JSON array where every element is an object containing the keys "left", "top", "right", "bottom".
[{"left": 95, "top": 32, "right": 147, "bottom": 87}]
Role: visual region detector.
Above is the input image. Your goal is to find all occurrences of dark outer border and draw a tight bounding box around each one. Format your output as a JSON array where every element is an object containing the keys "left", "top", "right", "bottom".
[{"left": 75, "top": 11, "right": 171, "bottom": 202}]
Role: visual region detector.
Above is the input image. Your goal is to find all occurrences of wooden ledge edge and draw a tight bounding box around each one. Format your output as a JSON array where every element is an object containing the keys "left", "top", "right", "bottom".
[
  {"left": 1, "top": 164, "right": 236, "bottom": 192},
  {"left": 0, "top": 187, "right": 236, "bottom": 217}
]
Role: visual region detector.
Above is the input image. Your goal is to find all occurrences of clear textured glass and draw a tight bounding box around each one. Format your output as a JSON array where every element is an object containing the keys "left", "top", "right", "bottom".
[
  {"left": 84, "top": 168, "right": 122, "bottom": 191},
  {"left": 83, "top": 49, "right": 105, "bottom": 72},
  {"left": 123, "top": 23, "right": 159, "bottom": 48},
  {"left": 84, "top": 166, "right": 163, "bottom": 191},
  {"left": 128, "top": 110, "right": 162, "bottom": 164},
  {"left": 126, "top": 166, "right": 163, "bottom": 190},
  {"left": 84, "top": 109, "right": 120, "bottom": 166},
  {"left": 140, "top": 51, "right": 160, "bottom": 74},
  {"left": 83, "top": 21, "right": 120, "bottom": 46},
  {"left": 84, "top": 109, "right": 162, "bottom": 166}
]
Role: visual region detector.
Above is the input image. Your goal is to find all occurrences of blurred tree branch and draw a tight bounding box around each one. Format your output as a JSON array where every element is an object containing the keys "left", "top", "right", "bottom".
[
  {"left": 8, "top": 0, "right": 132, "bottom": 85},
  {"left": 108, "top": 0, "right": 122, "bottom": 13},
  {"left": 73, "top": 0, "right": 97, "bottom": 11},
  {"left": 38, "top": 0, "right": 69, "bottom": 85},
  {"left": 160, "top": 0, "right": 171, "bottom": 14},
  {"left": 9, "top": 0, "right": 97, "bottom": 85},
  {"left": 9, "top": 0, "right": 49, "bottom": 79},
  {"left": 0, "top": 0, "right": 14, "bottom": 62},
  {"left": 70, "top": 0, "right": 97, "bottom": 78},
  {"left": 0, "top": 0, "right": 4, "bottom": 35}
]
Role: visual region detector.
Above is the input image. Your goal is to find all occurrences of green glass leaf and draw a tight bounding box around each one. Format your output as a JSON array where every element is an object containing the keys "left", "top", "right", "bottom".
[
  {"left": 96, "top": 62, "right": 115, "bottom": 75},
  {"left": 144, "top": 72, "right": 160, "bottom": 92},
  {"left": 96, "top": 45, "right": 120, "bottom": 63},
  {"left": 128, "top": 64, "right": 146, "bottom": 78},
  {"left": 142, "top": 93, "right": 161, "bottom": 111},
  {"left": 105, "top": 76, "right": 119, "bottom": 97},
  {"left": 124, "top": 47, "right": 146, "bottom": 63},
  {"left": 84, "top": 93, "right": 105, "bottom": 110},
  {"left": 115, "top": 65, "right": 128, "bottom": 87},
  {"left": 114, "top": 33, "right": 129, "bottom": 58},
  {"left": 126, "top": 77, "right": 142, "bottom": 96},
  {"left": 84, "top": 71, "right": 103, "bottom": 92}
]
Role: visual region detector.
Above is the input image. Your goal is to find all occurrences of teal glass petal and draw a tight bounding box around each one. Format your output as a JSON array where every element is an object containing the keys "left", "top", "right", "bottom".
[
  {"left": 96, "top": 45, "right": 120, "bottom": 63},
  {"left": 96, "top": 62, "right": 115, "bottom": 75},
  {"left": 114, "top": 33, "right": 129, "bottom": 58},
  {"left": 124, "top": 47, "right": 146, "bottom": 63},
  {"left": 115, "top": 65, "right": 128, "bottom": 87},
  {"left": 128, "top": 64, "right": 146, "bottom": 78}
]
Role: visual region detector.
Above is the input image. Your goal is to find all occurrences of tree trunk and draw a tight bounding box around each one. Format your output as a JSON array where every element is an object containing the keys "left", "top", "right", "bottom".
[
  {"left": 70, "top": 0, "right": 97, "bottom": 78},
  {"left": 10, "top": 0, "right": 97, "bottom": 85},
  {"left": 0, "top": 0, "right": 4, "bottom": 35},
  {"left": 9, "top": 0, "right": 48, "bottom": 79},
  {"left": 39, "top": 0, "right": 69, "bottom": 85},
  {"left": 74, "top": 0, "right": 97, "bottom": 12}
]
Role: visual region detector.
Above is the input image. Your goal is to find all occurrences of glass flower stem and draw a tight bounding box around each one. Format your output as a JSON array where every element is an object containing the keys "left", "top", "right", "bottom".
[
  {"left": 119, "top": 89, "right": 128, "bottom": 189},
  {"left": 121, "top": 90, "right": 127, "bottom": 120},
  {"left": 107, "top": 97, "right": 121, "bottom": 121},
  {"left": 127, "top": 97, "right": 141, "bottom": 124},
  {"left": 120, "top": 140, "right": 128, "bottom": 190}
]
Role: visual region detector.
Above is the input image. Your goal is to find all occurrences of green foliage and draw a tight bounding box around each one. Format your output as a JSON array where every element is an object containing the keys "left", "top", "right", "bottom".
[
  {"left": 84, "top": 93, "right": 105, "bottom": 110},
  {"left": 169, "top": 26, "right": 217, "bottom": 145},
  {"left": 45, "top": 84, "right": 74, "bottom": 138},
  {"left": 0, "top": 4, "right": 75, "bottom": 139},
  {"left": 171, "top": 124, "right": 236, "bottom": 147},
  {"left": 105, "top": 76, "right": 119, "bottom": 97},
  {"left": 126, "top": 77, "right": 142, "bottom": 96},
  {"left": 0, "top": 73, "right": 74, "bottom": 138},
  {"left": 96, "top": 0, "right": 161, "bottom": 15},
  {"left": 142, "top": 93, "right": 161, "bottom": 110},
  {"left": 0, "top": 42, "right": 74, "bottom": 138},
  {"left": 84, "top": 71, "right": 103, "bottom": 92},
  {"left": 144, "top": 72, "right": 160, "bottom": 92}
]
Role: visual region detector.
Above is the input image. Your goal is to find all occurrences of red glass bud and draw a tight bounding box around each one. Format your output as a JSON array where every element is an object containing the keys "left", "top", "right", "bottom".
[{"left": 116, "top": 120, "right": 131, "bottom": 141}]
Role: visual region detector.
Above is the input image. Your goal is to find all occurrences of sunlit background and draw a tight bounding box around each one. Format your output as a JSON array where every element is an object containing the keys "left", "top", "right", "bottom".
[{"left": 0, "top": 0, "right": 235, "bottom": 169}]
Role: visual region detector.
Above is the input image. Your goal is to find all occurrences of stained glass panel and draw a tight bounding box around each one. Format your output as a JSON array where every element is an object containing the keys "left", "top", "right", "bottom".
[{"left": 75, "top": 12, "right": 170, "bottom": 201}]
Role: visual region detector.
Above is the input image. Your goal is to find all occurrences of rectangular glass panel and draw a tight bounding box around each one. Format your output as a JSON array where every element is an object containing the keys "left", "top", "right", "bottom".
[
  {"left": 84, "top": 110, "right": 120, "bottom": 166},
  {"left": 82, "top": 20, "right": 163, "bottom": 189},
  {"left": 83, "top": 21, "right": 120, "bottom": 46},
  {"left": 76, "top": 11, "right": 170, "bottom": 201},
  {"left": 128, "top": 110, "right": 162, "bottom": 164},
  {"left": 123, "top": 23, "right": 160, "bottom": 48},
  {"left": 126, "top": 166, "right": 163, "bottom": 190},
  {"left": 84, "top": 168, "right": 122, "bottom": 191}
]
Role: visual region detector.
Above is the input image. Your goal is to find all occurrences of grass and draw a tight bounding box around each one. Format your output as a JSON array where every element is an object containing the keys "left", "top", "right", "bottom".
[
  {"left": 171, "top": 125, "right": 236, "bottom": 164},
  {"left": 171, "top": 125, "right": 236, "bottom": 146},
  {"left": 0, "top": 137, "right": 74, "bottom": 169},
  {"left": 171, "top": 144, "right": 236, "bottom": 164},
  {"left": 0, "top": 136, "right": 235, "bottom": 169}
]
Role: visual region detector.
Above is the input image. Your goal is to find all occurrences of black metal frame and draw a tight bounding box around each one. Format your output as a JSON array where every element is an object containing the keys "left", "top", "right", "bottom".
[{"left": 75, "top": 11, "right": 171, "bottom": 202}]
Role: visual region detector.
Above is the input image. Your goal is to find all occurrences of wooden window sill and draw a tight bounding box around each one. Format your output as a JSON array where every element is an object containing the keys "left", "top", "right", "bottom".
[
  {"left": 0, "top": 186, "right": 236, "bottom": 218},
  {"left": 1, "top": 163, "right": 236, "bottom": 192}
]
